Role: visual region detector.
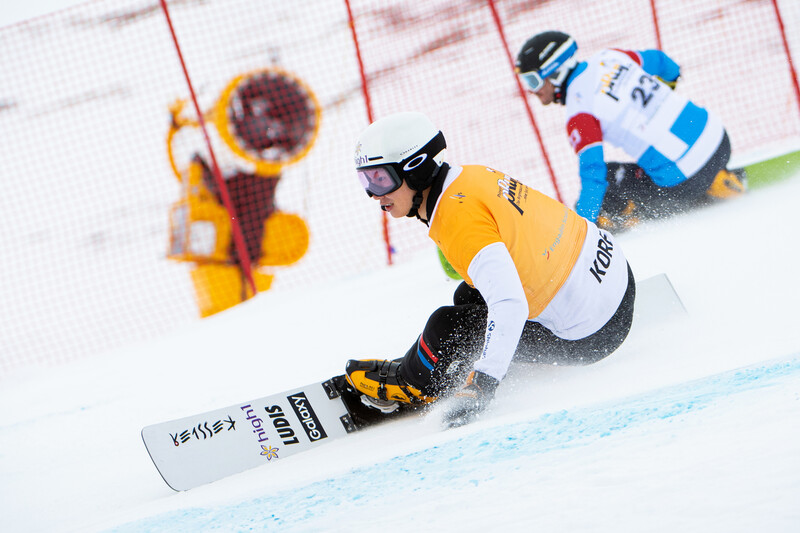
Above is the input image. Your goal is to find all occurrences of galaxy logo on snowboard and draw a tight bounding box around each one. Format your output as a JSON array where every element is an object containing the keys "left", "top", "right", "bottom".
[{"left": 287, "top": 392, "right": 328, "bottom": 442}]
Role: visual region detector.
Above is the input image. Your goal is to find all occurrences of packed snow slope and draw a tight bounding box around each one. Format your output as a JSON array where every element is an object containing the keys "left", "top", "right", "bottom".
[{"left": 1, "top": 172, "right": 799, "bottom": 533}]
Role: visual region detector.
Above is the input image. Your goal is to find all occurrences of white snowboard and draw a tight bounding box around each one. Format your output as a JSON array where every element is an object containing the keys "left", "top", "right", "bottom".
[
  {"left": 142, "top": 273, "right": 687, "bottom": 491},
  {"left": 142, "top": 380, "right": 354, "bottom": 491}
]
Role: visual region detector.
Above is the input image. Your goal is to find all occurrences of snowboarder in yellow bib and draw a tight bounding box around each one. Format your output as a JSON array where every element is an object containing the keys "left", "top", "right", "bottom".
[{"left": 347, "top": 112, "right": 636, "bottom": 428}]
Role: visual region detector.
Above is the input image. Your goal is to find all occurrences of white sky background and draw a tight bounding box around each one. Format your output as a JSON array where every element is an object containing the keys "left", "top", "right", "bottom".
[{"left": 0, "top": 1, "right": 99, "bottom": 26}]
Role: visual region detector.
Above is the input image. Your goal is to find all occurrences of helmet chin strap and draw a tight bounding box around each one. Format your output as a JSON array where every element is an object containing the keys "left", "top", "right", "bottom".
[
  {"left": 410, "top": 162, "right": 450, "bottom": 224},
  {"left": 554, "top": 65, "right": 577, "bottom": 105},
  {"left": 405, "top": 189, "right": 425, "bottom": 219}
]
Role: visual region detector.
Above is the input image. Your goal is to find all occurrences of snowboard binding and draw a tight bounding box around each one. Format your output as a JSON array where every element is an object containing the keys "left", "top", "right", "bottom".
[{"left": 325, "top": 373, "right": 423, "bottom": 430}]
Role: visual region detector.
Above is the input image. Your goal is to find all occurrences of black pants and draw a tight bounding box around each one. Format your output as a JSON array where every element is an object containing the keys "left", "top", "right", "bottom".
[
  {"left": 399, "top": 263, "right": 636, "bottom": 397},
  {"left": 601, "top": 132, "right": 731, "bottom": 220}
]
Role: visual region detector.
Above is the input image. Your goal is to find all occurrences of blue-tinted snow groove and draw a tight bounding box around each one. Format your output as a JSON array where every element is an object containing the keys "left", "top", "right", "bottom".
[{"left": 108, "top": 353, "right": 800, "bottom": 533}]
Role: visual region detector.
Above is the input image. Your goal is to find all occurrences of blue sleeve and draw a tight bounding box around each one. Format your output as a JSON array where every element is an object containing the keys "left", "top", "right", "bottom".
[
  {"left": 639, "top": 49, "right": 680, "bottom": 82},
  {"left": 574, "top": 144, "right": 608, "bottom": 223}
]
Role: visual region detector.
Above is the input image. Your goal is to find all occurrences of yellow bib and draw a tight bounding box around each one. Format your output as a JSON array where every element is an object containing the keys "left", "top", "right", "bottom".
[{"left": 429, "top": 166, "right": 587, "bottom": 317}]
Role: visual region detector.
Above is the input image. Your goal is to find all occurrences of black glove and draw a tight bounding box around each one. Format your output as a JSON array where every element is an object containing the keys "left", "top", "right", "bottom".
[{"left": 442, "top": 370, "right": 499, "bottom": 428}]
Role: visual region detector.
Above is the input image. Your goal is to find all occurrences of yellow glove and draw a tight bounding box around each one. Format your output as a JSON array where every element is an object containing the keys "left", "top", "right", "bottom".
[{"left": 657, "top": 76, "right": 679, "bottom": 90}]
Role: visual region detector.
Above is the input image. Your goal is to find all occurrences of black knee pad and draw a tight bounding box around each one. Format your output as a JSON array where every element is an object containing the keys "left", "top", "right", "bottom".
[{"left": 400, "top": 304, "right": 486, "bottom": 395}]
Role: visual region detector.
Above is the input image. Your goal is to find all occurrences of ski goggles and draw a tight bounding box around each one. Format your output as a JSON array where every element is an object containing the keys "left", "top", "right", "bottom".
[
  {"left": 518, "top": 40, "right": 578, "bottom": 93},
  {"left": 357, "top": 165, "right": 403, "bottom": 197},
  {"left": 519, "top": 70, "right": 548, "bottom": 92}
]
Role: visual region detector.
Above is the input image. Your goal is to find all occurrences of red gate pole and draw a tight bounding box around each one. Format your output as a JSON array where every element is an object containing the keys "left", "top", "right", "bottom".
[
  {"left": 158, "top": 0, "right": 258, "bottom": 297},
  {"left": 649, "top": 0, "right": 663, "bottom": 50},
  {"left": 486, "top": 0, "right": 563, "bottom": 203},
  {"left": 771, "top": 0, "right": 800, "bottom": 121},
  {"left": 344, "top": 0, "right": 394, "bottom": 266}
]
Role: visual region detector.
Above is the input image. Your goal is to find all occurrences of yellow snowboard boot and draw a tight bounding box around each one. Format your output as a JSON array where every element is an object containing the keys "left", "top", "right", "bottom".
[
  {"left": 707, "top": 168, "right": 747, "bottom": 199},
  {"left": 345, "top": 359, "right": 437, "bottom": 407}
]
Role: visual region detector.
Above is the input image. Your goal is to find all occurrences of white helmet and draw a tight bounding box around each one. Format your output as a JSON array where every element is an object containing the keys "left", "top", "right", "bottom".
[{"left": 354, "top": 112, "right": 447, "bottom": 197}]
